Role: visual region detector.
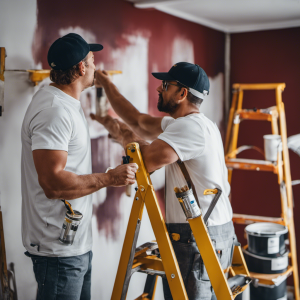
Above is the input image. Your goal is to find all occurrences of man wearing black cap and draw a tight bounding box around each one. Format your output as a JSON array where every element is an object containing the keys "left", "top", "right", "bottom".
[
  {"left": 21, "top": 33, "right": 138, "bottom": 300},
  {"left": 92, "top": 62, "right": 234, "bottom": 300}
]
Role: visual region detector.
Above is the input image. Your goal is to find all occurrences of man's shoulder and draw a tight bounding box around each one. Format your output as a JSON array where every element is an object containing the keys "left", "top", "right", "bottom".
[
  {"left": 28, "top": 87, "right": 71, "bottom": 119},
  {"left": 165, "top": 114, "right": 207, "bottom": 131}
]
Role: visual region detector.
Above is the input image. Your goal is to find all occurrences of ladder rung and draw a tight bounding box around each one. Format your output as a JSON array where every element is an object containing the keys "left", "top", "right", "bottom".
[
  {"left": 134, "top": 293, "right": 149, "bottom": 300},
  {"left": 249, "top": 265, "right": 293, "bottom": 286},
  {"left": 232, "top": 214, "right": 285, "bottom": 225},
  {"left": 232, "top": 83, "right": 286, "bottom": 91},
  {"left": 226, "top": 158, "right": 278, "bottom": 173},
  {"left": 134, "top": 255, "right": 164, "bottom": 272},
  {"left": 138, "top": 269, "right": 166, "bottom": 277},
  {"left": 236, "top": 108, "right": 278, "bottom": 122}
]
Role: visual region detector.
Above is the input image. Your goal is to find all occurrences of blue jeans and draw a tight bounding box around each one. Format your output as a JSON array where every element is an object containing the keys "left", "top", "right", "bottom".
[
  {"left": 25, "top": 250, "right": 93, "bottom": 300},
  {"left": 163, "top": 222, "right": 235, "bottom": 300}
]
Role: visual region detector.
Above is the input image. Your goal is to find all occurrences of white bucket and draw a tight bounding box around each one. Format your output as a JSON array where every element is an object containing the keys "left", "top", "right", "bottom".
[{"left": 263, "top": 135, "right": 282, "bottom": 162}]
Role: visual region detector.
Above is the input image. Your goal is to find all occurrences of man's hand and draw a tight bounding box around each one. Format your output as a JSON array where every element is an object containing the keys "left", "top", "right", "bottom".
[
  {"left": 107, "top": 163, "right": 138, "bottom": 187},
  {"left": 95, "top": 69, "right": 111, "bottom": 88}
]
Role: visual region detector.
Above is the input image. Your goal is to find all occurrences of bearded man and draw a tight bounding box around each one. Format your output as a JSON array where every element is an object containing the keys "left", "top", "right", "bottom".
[{"left": 92, "top": 62, "right": 234, "bottom": 300}]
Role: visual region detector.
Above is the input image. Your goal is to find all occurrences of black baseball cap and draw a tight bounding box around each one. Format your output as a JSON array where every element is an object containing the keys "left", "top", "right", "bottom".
[
  {"left": 47, "top": 33, "right": 103, "bottom": 71},
  {"left": 152, "top": 62, "right": 209, "bottom": 99}
]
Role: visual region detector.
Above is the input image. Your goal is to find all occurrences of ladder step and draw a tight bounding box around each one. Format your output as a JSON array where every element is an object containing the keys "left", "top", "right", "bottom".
[
  {"left": 232, "top": 214, "right": 284, "bottom": 225},
  {"left": 249, "top": 265, "right": 293, "bottom": 286},
  {"left": 226, "top": 158, "right": 278, "bottom": 173},
  {"left": 133, "top": 255, "right": 164, "bottom": 272},
  {"left": 236, "top": 107, "right": 278, "bottom": 122}
]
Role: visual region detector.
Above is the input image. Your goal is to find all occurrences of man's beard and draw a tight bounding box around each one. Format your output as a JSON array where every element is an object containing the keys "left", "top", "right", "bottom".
[{"left": 157, "top": 94, "right": 178, "bottom": 113}]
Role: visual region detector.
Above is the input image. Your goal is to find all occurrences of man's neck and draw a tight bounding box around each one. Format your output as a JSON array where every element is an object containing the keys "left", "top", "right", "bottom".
[
  {"left": 170, "top": 104, "right": 200, "bottom": 119},
  {"left": 50, "top": 83, "right": 82, "bottom": 100}
]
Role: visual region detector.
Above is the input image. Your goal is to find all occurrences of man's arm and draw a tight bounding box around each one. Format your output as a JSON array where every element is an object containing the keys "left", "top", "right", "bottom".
[
  {"left": 95, "top": 70, "right": 163, "bottom": 140},
  {"left": 91, "top": 115, "right": 179, "bottom": 173},
  {"left": 33, "top": 149, "right": 138, "bottom": 200}
]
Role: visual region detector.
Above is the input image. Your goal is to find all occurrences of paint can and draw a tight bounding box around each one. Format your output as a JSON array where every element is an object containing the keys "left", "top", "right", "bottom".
[
  {"left": 250, "top": 279, "right": 287, "bottom": 300},
  {"left": 175, "top": 189, "right": 201, "bottom": 219},
  {"left": 59, "top": 210, "right": 83, "bottom": 245},
  {"left": 243, "top": 248, "right": 289, "bottom": 274},
  {"left": 264, "top": 134, "right": 282, "bottom": 162},
  {"left": 245, "top": 222, "right": 288, "bottom": 257}
]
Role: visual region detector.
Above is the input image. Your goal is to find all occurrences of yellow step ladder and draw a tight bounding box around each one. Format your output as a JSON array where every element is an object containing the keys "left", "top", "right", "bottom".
[
  {"left": 225, "top": 83, "right": 299, "bottom": 300},
  {"left": 111, "top": 142, "right": 251, "bottom": 300}
]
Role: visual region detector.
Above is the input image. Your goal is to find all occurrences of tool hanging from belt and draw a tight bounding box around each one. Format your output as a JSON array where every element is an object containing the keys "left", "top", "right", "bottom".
[
  {"left": 59, "top": 200, "right": 83, "bottom": 245},
  {"left": 176, "top": 160, "right": 222, "bottom": 224}
]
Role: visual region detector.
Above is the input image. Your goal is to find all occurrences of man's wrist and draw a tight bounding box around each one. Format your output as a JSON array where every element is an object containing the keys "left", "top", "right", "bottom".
[
  {"left": 102, "top": 79, "right": 113, "bottom": 90},
  {"left": 122, "top": 129, "right": 136, "bottom": 147},
  {"left": 96, "top": 172, "right": 114, "bottom": 188}
]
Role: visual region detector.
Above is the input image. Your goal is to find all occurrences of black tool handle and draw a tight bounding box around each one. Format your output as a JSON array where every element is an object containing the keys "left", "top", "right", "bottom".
[
  {"left": 203, "top": 188, "right": 222, "bottom": 224},
  {"left": 122, "top": 155, "right": 131, "bottom": 164}
]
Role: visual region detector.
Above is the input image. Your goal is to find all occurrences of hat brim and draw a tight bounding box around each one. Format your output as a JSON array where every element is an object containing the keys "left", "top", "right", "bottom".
[
  {"left": 89, "top": 44, "right": 103, "bottom": 52},
  {"left": 152, "top": 72, "right": 175, "bottom": 81}
]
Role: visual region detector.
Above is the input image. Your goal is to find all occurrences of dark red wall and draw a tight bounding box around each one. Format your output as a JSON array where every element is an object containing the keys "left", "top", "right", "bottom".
[
  {"left": 34, "top": 0, "right": 225, "bottom": 116},
  {"left": 230, "top": 28, "right": 300, "bottom": 278}
]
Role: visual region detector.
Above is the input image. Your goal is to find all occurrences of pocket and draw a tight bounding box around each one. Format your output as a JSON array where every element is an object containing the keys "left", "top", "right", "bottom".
[
  {"left": 187, "top": 255, "right": 212, "bottom": 300},
  {"left": 172, "top": 241, "right": 193, "bottom": 282},
  {"left": 31, "top": 256, "right": 48, "bottom": 288},
  {"left": 215, "top": 237, "right": 234, "bottom": 270}
]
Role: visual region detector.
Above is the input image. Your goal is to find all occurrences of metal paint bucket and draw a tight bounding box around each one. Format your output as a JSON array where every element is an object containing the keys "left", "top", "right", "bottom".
[
  {"left": 175, "top": 189, "right": 201, "bottom": 219},
  {"left": 243, "top": 248, "right": 289, "bottom": 274},
  {"left": 264, "top": 134, "right": 282, "bottom": 162},
  {"left": 250, "top": 279, "right": 287, "bottom": 300},
  {"left": 245, "top": 222, "right": 288, "bottom": 257},
  {"left": 59, "top": 210, "right": 83, "bottom": 245}
]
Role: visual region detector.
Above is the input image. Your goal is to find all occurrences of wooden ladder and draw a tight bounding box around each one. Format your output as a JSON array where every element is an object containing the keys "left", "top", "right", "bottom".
[{"left": 225, "top": 83, "right": 299, "bottom": 299}]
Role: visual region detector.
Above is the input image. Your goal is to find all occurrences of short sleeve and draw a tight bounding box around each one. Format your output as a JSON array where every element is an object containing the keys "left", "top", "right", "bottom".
[
  {"left": 161, "top": 116, "right": 174, "bottom": 131},
  {"left": 30, "top": 107, "right": 73, "bottom": 152},
  {"left": 157, "top": 117, "right": 205, "bottom": 161}
]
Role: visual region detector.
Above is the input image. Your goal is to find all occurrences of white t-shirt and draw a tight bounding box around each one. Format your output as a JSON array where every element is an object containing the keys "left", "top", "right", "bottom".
[
  {"left": 21, "top": 85, "right": 93, "bottom": 257},
  {"left": 158, "top": 113, "right": 232, "bottom": 226}
]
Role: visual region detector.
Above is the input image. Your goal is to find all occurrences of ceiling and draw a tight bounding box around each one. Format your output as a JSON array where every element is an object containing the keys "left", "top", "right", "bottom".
[{"left": 128, "top": 0, "right": 300, "bottom": 33}]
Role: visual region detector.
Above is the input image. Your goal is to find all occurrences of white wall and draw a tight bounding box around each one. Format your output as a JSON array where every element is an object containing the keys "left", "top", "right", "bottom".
[
  {"left": 0, "top": 1, "right": 164, "bottom": 299},
  {"left": 0, "top": 1, "right": 40, "bottom": 299}
]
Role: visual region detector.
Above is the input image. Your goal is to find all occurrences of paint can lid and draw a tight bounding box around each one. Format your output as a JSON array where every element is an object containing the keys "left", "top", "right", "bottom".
[{"left": 245, "top": 222, "right": 288, "bottom": 236}]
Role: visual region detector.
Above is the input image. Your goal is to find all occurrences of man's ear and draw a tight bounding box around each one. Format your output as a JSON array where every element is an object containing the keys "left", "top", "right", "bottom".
[
  {"left": 180, "top": 88, "right": 188, "bottom": 99},
  {"left": 78, "top": 61, "right": 85, "bottom": 76}
]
